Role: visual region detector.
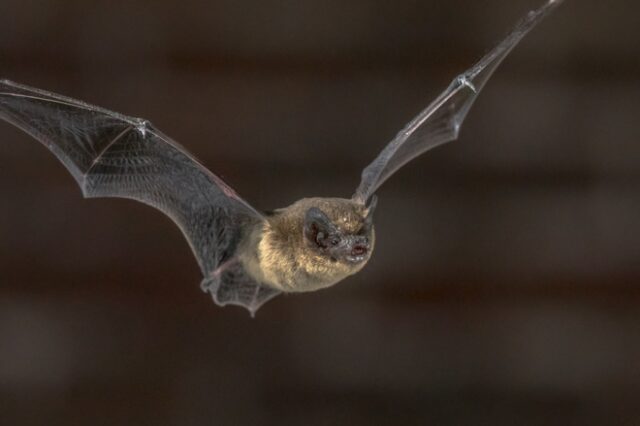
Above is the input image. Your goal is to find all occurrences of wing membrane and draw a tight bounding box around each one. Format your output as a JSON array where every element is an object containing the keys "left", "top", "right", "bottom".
[
  {"left": 0, "top": 79, "right": 280, "bottom": 313},
  {"left": 354, "top": 0, "right": 564, "bottom": 203}
]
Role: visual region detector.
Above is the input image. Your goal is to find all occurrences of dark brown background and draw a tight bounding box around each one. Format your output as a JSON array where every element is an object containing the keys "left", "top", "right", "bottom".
[{"left": 1, "top": 0, "right": 639, "bottom": 424}]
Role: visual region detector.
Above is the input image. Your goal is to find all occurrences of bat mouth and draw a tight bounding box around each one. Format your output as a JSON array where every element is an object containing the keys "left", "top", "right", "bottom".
[{"left": 345, "top": 243, "right": 369, "bottom": 263}]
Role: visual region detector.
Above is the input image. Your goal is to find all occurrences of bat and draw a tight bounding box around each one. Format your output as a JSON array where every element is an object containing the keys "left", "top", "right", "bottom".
[{"left": 0, "top": 0, "right": 564, "bottom": 316}]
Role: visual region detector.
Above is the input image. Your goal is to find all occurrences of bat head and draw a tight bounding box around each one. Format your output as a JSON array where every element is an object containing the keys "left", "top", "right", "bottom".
[{"left": 303, "top": 196, "right": 376, "bottom": 265}]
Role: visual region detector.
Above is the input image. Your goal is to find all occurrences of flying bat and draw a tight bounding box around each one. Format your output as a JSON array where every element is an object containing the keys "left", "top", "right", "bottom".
[{"left": 0, "top": 0, "right": 564, "bottom": 315}]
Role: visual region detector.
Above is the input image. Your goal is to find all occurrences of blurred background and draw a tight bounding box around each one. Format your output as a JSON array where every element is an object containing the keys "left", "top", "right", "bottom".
[{"left": 0, "top": 0, "right": 638, "bottom": 424}]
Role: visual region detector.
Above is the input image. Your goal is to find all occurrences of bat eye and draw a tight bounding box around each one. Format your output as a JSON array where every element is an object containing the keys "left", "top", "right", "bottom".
[{"left": 330, "top": 237, "right": 340, "bottom": 246}]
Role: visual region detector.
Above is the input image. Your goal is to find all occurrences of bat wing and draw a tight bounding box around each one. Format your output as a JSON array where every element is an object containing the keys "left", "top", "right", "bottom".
[
  {"left": 0, "top": 79, "right": 280, "bottom": 314},
  {"left": 353, "top": 0, "right": 563, "bottom": 204}
]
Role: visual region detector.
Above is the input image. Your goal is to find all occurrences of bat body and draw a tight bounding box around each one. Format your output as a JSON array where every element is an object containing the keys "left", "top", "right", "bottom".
[{"left": 0, "top": 0, "right": 563, "bottom": 315}]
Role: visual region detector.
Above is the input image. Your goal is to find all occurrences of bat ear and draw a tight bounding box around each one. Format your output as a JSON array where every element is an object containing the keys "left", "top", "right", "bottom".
[
  {"left": 363, "top": 195, "right": 378, "bottom": 229},
  {"left": 304, "top": 207, "right": 334, "bottom": 248}
]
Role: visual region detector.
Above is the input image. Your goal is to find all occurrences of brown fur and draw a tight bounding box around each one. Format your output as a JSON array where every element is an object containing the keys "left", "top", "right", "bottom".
[{"left": 240, "top": 197, "right": 375, "bottom": 292}]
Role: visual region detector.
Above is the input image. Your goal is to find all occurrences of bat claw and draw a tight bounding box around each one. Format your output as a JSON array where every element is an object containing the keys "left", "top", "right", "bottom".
[
  {"left": 457, "top": 75, "right": 477, "bottom": 93},
  {"left": 134, "top": 119, "right": 149, "bottom": 137}
]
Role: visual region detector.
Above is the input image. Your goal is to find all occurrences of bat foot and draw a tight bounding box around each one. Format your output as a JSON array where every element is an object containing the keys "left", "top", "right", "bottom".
[
  {"left": 200, "top": 278, "right": 214, "bottom": 293},
  {"left": 199, "top": 263, "right": 282, "bottom": 316}
]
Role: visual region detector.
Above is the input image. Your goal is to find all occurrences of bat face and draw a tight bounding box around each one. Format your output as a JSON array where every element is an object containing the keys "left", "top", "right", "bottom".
[
  {"left": 251, "top": 197, "right": 376, "bottom": 293},
  {"left": 304, "top": 204, "right": 373, "bottom": 265}
]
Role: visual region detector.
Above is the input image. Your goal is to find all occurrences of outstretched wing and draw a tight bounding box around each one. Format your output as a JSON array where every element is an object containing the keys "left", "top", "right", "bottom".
[
  {"left": 353, "top": 0, "right": 564, "bottom": 204},
  {"left": 0, "top": 79, "right": 280, "bottom": 314}
]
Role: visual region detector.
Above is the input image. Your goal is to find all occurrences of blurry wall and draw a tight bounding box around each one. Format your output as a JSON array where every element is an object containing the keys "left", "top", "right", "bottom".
[{"left": 0, "top": 0, "right": 639, "bottom": 425}]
